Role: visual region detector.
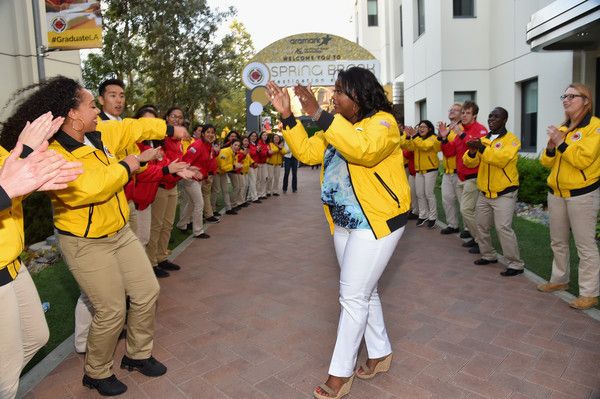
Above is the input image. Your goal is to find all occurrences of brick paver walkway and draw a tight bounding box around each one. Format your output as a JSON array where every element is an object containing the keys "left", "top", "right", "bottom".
[{"left": 25, "top": 168, "right": 600, "bottom": 398}]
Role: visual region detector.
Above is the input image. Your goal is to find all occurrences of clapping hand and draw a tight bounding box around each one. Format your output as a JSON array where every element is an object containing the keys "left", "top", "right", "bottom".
[
  {"left": 266, "top": 81, "right": 292, "bottom": 119},
  {"left": 404, "top": 126, "right": 416, "bottom": 138},
  {"left": 18, "top": 112, "right": 65, "bottom": 150},
  {"left": 138, "top": 146, "right": 162, "bottom": 162},
  {"left": 293, "top": 84, "right": 319, "bottom": 116},
  {"left": 437, "top": 122, "right": 449, "bottom": 138},
  {"left": 547, "top": 126, "right": 564, "bottom": 149}
]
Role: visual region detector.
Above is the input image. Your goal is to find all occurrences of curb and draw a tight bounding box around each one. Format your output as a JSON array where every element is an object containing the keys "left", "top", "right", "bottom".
[
  {"left": 17, "top": 216, "right": 213, "bottom": 398},
  {"left": 434, "top": 219, "right": 600, "bottom": 322}
]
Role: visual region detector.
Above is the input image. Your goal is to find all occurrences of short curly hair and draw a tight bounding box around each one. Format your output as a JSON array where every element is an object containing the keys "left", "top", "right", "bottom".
[
  {"left": 336, "top": 67, "right": 393, "bottom": 121},
  {"left": 0, "top": 75, "right": 83, "bottom": 150}
]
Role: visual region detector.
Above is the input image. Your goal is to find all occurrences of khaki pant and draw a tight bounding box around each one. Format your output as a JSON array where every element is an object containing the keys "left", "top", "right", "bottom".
[
  {"left": 415, "top": 170, "right": 438, "bottom": 221},
  {"left": 216, "top": 174, "right": 232, "bottom": 210},
  {"left": 241, "top": 174, "right": 249, "bottom": 203},
  {"left": 128, "top": 201, "right": 138, "bottom": 234},
  {"left": 58, "top": 226, "right": 159, "bottom": 379},
  {"left": 257, "top": 163, "right": 268, "bottom": 197},
  {"left": 176, "top": 180, "right": 204, "bottom": 236},
  {"left": 459, "top": 179, "right": 480, "bottom": 242},
  {"left": 0, "top": 267, "right": 49, "bottom": 399},
  {"left": 147, "top": 186, "right": 178, "bottom": 266},
  {"left": 476, "top": 190, "right": 524, "bottom": 270},
  {"left": 267, "top": 163, "right": 281, "bottom": 195},
  {"left": 74, "top": 293, "right": 93, "bottom": 353},
  {"left": 210, "top": 174, "right": 220, "bottom": 212},
  {"left": 548, "top": 189, "right": 600, "bottom": 297},
  {"left": 136, "top": 206, "right": 152, "bottom": 247},
  {"left": 230, "top": 174, "right": 243, "bottom": 207},
  {"left": 406, "top": 169, "right": 419, "bottom": 214},
  {"left": 247, "top": 168, "right": 258, "bottom": 201},
  {"left": 441, "top": 173, "right": 461, "bottom": 228},
  {"left": 202, "top": 176, "right": 214, "bottom": 218}
]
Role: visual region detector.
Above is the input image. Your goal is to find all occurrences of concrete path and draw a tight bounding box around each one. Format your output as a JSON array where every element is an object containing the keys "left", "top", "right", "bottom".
[{"left": 24, "top": 168, "right": 600, "bottom": 398}]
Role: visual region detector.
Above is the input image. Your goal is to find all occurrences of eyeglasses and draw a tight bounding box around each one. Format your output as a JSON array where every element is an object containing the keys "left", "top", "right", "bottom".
[{"left": 560, "top": 94, "right": 584, "bottom": 101}]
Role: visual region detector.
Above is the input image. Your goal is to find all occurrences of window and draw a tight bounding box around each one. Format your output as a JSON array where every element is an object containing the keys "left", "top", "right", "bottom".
[
  {"left": 368, "top": 0, "right": 378, "bottom": 27},
  {"left": 521, "top": 78, "right": 538, "bottom": 152},
  {"left": 453, "top": 0, "right": 475, "bottom": 18},
  {"left": 399, "top": 6, "right": 403, "bottom": 47},
  {"left": 417, "top": 99, "right": 427, "bottom": 120},
  {"left": 415, "top": 0, "right": 425, "bottom": 37},
  {"left": 454, "top": 91, "right": 476, "bottom": 104}
]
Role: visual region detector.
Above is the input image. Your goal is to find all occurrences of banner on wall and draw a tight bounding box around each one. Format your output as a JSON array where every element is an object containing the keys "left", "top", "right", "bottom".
[{"left": 45, "top": 1, "right": 103, "bottom": 50}]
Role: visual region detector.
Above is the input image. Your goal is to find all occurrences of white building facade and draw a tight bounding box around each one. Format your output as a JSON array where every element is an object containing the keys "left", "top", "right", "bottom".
[
  {"left": 355, "top": 0, "right": 599, "bottom": 154},
  {"left": 0, "top": 0, "right": 82, "bottom": 113}
]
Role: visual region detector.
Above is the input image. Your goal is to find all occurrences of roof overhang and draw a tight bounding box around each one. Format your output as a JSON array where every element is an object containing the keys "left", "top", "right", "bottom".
[{"left": 526, "top": 0, "right": 600, "bottom": 51}]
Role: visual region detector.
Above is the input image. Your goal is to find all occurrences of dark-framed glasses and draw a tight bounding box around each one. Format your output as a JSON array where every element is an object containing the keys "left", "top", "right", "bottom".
[{"left": 560, "top": 94, "right": 584, "bottom": 101}]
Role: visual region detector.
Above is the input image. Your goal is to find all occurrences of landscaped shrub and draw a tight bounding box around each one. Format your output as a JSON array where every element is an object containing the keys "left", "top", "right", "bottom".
[
  {"left": 23, "top": 192, "right": 54, "bottom": 246},
  {"left": 517, "top": 155, "right": 550, "bottom": 205}
]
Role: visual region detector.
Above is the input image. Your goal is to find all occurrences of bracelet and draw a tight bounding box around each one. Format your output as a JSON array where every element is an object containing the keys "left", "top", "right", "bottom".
[{"left": 310, "top": 107, "right": 323, "bottom": 122}]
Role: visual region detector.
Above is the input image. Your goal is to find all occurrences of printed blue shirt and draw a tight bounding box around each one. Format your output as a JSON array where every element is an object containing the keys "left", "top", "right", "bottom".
[{"left": 321, "top": 145, "right": 370, "bottom": 229}]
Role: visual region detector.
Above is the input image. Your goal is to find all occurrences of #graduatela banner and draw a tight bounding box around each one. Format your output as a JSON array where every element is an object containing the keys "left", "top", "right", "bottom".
[{"left": 45, "top": 0, "right": 102, "bottom": 50}]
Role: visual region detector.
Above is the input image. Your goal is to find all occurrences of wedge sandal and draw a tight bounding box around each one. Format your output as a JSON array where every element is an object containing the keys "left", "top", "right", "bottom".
[
  {"left": 356, "top": 353, "right": 392, "bottom": 380},
  {"left": 313, "top": 375, "right": 354, "bottom": 399}
]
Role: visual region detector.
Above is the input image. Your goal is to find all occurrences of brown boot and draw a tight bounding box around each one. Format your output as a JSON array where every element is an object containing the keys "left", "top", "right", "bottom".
[
  {"left": 569, "top": 296, "right": 598, "bottom": 310},
  {"left": 537, "top": 282, "right": 569, "bottom": 293}
]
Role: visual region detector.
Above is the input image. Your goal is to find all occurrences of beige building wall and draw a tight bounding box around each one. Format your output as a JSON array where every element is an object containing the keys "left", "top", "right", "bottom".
[{"left": 0, "top": 0, "right": 82, "bottom": 113}]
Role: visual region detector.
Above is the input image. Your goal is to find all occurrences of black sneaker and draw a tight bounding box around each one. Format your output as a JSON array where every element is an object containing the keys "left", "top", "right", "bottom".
[
  {"left": 260, "top": 196, "right": 267, "bottom": 200},
  {"left": 266, "top": 194, "right": 272, "bottom": 197},
  {"left": 468, "top": 244, "right": 480, "bottom": 254},
  {"left": 460, "top": 230, "right": 472, "bottom": 239},
  {"left": 225, "top": 209, "right": 238, "bottom": 215},
  {"left": 157, "top": 260, "right": 180, "bottom": 271},
  {"left": 153, "top": 267, "right": 169, "bottom": 278},
  {"left": 273, "top": 193, "right": 280, "bottom": 196},
  {"left": 240, "top": 202, "right": 250, "bottom": 207},
  {"left": 462, "top": 239, "right": 477, "bottom": 248},
  {"left": 408, "top": 211, "right": 419, "bottom": 220},
  {"left": 83, "top": 374, "right": 127, "bottom": 396},
  {"left": 205, "top": 216, "right": 220, "bottom": 224},
  {"left": 440, "top": 226, "right": 459, "bottom": 235},
  {"left": 500, "top": 268, "right": 524, "bottom": 277},
  {"left": 427, "top": 219, "right": 436, "bottom": 229},
  {"left": 194, "top": 233, "right": 210, "bottom": 239},
  {"left": 233, "top": 205, "right": 242, "bottom": 212},
  {"left": 416, "top": 218, "right": 427, "bottom": 227},
  {"left": 253, "top": 199, "right": 262, "bottom": 204},
  {"left": 120, "top": 355, "right": 167, "bottom": 377}
]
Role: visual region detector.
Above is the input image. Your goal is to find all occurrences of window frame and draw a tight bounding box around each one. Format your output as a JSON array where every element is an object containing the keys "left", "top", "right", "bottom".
[
  {"left": 453, "top": 0, "right": 476, "bottom": 18},
  {"left": 520, "top": 77, "right": 538, "bottom": 153},
  {"left": 368, "top": 0, "right": 378, "bottom": 27}
]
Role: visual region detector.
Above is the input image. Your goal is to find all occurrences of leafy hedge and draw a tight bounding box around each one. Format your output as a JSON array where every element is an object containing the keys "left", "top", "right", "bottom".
[
  {"left": 517, "top": 155, "right": 550, "bottom": 205},
  {"left": 23, "top": 192, "right": 54, "bottom": 246}
]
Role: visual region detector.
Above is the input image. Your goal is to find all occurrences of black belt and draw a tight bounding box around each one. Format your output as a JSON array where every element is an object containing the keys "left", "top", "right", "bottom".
[
  {"left": 464, "top": 173, "right": 478, "bottom": 180},
  {"left": 0, "top": 259, "right": 20, "bottom": 287},
  {"left": 549, "top": 179, "right": 600, "bottom": 198},
  {"left": 418, "top": 168, "right": 438, "bottom": 174}
]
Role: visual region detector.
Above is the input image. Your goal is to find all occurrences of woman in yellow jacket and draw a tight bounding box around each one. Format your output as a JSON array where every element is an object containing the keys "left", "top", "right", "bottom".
[
  {"left": 267, "top": 67, "right": 410, "bottom": 399},
  {"left": 216, "top": 140, "right": 238, "bottom": 215},
  {"left": 266, "top": 133, "right": 288, "bottom": 196},
  {"left": 538, "top": 83, "right": 600, "bottom": 310},
  {"left": 0, "top": 112, "right": 82, "bottom": 399},
  {"left": 2, "top": 76, "right": 187, "bottom": 395},
  {"left": 405, "top": 120, "right": 441, "bottom": 228}
]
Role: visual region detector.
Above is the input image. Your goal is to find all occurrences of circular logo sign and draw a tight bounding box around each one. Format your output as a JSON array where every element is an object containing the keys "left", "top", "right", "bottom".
[
  {"left": 242, "top": 62, "right": 270, "bottom": 89},
  {"left": 51, "top": 17, "right": 67, "bottom": 33}
]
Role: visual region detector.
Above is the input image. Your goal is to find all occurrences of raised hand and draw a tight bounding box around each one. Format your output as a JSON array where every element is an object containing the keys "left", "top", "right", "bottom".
[
  {"left": 437, "top": 121, "right": 449, "bottom": 138},
  {"left": 293, "top": 84, "right": 319, "bottom": 116},
  {"left": 547, "top": 125, "right": 564, "bottom": 147},
  {"left": 18, "top": 112, "right": 65, "bottom": 150},
  {"left": 266, "top": 81, "right": 292, "bottom": 118},
  {"left": 172, "top": 126, "right": 190, "bottom": 140},
  {"left": 404, "top": 126, "right": 416, "bottom": 138}
]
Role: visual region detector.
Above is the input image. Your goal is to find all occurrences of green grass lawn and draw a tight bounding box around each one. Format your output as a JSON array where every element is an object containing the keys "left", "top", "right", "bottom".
[
  {"left": 23, "top": 205, "right": 193, "bottom": 375},
  {"left": 434, "top": 186, "right": 599, "bottom": 309}
]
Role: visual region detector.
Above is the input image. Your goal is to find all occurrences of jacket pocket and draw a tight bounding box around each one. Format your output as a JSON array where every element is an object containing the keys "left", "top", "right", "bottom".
[
  {"left": 83, "top": 205, "right": 94, "bottom": 238},
  {"left": 502, "top": 168, "right": 512, "bottom": 183},
  {"left": 374, "top": 172, "right": 400, "bottom": 208},
  {"left": 580, "top": 170, "right": 587, "bottom": 181}
]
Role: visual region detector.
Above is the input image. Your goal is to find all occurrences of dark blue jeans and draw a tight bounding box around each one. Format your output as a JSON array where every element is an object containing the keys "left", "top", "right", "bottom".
[{"left": 283, "top": 156, "right": 298, "bottom": 192}]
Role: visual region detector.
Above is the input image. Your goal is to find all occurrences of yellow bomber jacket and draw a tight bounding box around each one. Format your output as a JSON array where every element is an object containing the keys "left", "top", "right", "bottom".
[
  {"left": 282, "top": 111, "right": 410, "bottom": 239},
  {"left": 0, "top": 146, "right": 24, "bottom": 285},
  {"left": 217, "top": 146, "right": 235, "bottom": 174},
  {"left": 405, "top": 133, "right": 441, "bottom": 172},
  {"left": 442, "top": 130, "right": 457, "bottom": 173},
  {"left": 49, "top": 118, "right": 172, "bottom": 238},
  {"left": 266, "top": 142, "right": 288, "bottom": 165},
  {"left": 462, "top": 129, "right": 520, "bottom": 199},
  {"left": 540, "top": 114, "right": 600, "bottom": 198},
  {"left": 242, "top": 153, "right": 254, "bottom": 174}
]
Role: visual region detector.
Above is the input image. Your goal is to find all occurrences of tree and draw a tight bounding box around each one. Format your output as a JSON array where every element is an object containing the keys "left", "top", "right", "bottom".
[{"left": 82, "top": 0, "right": 253, "bottom": 127}]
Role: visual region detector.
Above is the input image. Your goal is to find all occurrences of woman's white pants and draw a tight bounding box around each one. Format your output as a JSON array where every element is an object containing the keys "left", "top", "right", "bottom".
[{"left": 328, "top": 225, "right": 404, "bottom": 377}]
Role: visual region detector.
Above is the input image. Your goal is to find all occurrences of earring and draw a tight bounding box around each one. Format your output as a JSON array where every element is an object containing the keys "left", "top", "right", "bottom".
[{"left": 72, "top": 118, "right": 85, "bottom": 132}]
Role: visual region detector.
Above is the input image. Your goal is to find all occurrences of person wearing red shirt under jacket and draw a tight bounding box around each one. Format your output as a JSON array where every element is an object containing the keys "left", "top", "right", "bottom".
[
  {"left": 438, "top": 101, "right": 488, "bottom": 254},
  {"left": 177, "top": 126, "right": 210, "bottom": 239},
  {"left": 198, "top": 124, "right": 220, "bottom": 224},
  {"left": 255, "top": 131, "right": 270, "bottom": 199},
  {"left": 247, "top": 131, "right": 261, "bottom": 203}
]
